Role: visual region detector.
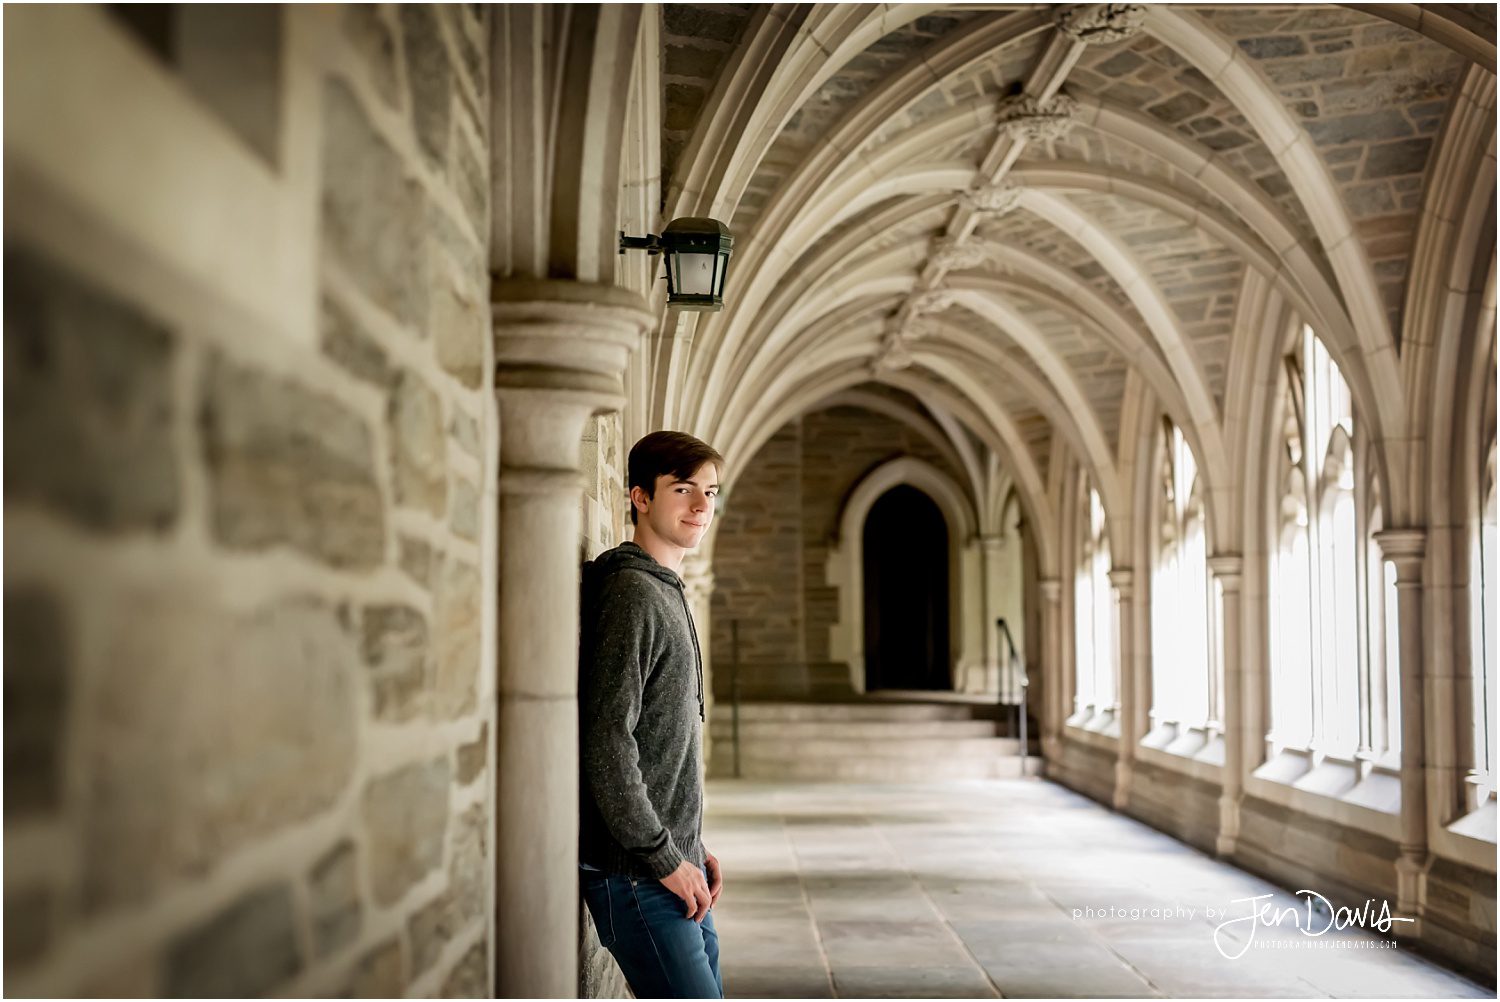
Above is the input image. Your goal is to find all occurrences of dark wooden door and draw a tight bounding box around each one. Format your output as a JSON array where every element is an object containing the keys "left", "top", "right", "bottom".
[{"left": 862, "top": 484, "right": 950, "bottom": 691}]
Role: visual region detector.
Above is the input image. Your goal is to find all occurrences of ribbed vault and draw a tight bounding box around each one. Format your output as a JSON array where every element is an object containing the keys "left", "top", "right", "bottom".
[{"left": 646, "top": 1, "right": 1495, "bottom": 556}]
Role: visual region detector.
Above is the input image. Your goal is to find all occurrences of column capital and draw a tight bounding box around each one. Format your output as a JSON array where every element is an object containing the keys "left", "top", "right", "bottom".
[
  {"left": 1108, "top": 566, "right": 1134, "bottom": 595},
  {"left": 491, "top": 279, "right": 652, "bottom": 469},
  {"left": 1207, "top": 553, "right": 1244, "bottom": 589},
  {"left": 1374, "top": 528, "right": 1426, "bottom": 581},
  {"left": 1039, "top": 578, "right": 1063, "bottom": 602},
  {"left": 492, "top": 277, "right": 651, "bottom": 393}
]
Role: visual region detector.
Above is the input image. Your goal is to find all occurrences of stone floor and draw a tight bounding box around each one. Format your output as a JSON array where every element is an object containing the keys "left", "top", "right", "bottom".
[{"left": 702, "top": 778, "right": 1493, "bottom": 999}]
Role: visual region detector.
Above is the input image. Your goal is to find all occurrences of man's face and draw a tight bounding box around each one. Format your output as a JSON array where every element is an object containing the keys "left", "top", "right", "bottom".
[{"left": 638, "top": 460, "right": 719, "bottom": 550}]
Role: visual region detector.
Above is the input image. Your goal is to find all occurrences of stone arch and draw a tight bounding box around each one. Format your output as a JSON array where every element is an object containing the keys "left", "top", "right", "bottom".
[
  {"left": 1419, "top": 211, "right": 1497, "bottom": 834},
  {"left": 819, "top": 388, "right": 980, "bottom": 501},
  {"left": 703, "top": 251, "right": 1131, "bottom": 553},
  {"left": 1146, "top": 7, "right": 1409, "bottom": 517},
  {"left": 714, "top": 297, "right": 1107, "bottom": 563},
  {"left": 827, "top": 456, "right": 980, "bottom": 694},
  {"left": 1403, "top": 68, "right": 1497, "bottom": 524}
]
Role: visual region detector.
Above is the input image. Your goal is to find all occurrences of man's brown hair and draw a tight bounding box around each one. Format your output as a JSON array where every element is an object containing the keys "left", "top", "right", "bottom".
[{"left": 627, "top": 431, "right": 725, "bottom": 525}]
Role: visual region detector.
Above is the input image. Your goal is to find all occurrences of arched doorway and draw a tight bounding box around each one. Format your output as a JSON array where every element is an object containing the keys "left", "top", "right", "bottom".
[{"left": 862, "top": 484, "right": 951, "bottom": 691}]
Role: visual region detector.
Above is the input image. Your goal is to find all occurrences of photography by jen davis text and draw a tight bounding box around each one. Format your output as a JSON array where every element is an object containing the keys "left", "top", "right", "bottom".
[{"left": 1071, "top": 889, "right": 1416, "bottom": 961}]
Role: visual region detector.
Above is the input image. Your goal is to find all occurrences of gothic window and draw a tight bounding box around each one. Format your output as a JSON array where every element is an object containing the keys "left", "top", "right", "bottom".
[
  {"left": 1267, "top": 326, "right": 1394, "bottom": 765},
  {"left": 1150, "top": 420, "right": 1214, "bottom": 732},
  {"left": 1074, "top": 482, "right": 1116, "bottom": 717},
  {"left": 1471, "top": 442, "right": 1498, "bottom": 807}
]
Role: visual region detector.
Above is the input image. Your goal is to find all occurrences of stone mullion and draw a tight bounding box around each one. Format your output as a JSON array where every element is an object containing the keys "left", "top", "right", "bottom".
[
  {"left": 1374, "top": 528, "right": 1429, "bottom": 937},
  {"left": 490, "top": 279, "right": 650, "bottom": 999}
]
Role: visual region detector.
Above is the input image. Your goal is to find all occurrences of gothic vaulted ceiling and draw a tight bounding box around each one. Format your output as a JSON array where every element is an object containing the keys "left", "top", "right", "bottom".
[{"left": 651, "top": 3, "right": 1496, "bottom": 552}]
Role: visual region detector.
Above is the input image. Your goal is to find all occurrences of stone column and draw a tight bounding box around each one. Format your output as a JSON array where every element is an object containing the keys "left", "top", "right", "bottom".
[
  {"left": 1110, "top": 567, "right": 1135, "bottom": 810},
  {"left": 1374, "top": 528, "right": 1429, "bottom": 934},
  {"left": 681, "top": 551, "right": 716, "bottom": 769},
  {"left": 1209, "top": 555, "right": 1244, "bottom": 857},
  {"left": 1039, "top": 579, "right": 1063, "bottom": 760},
  {"left": 490, "top": 279, "right": 651, "bottom": 998},
  {"left": 980, "top": 533, "right": 1006, "bottom": 697}
]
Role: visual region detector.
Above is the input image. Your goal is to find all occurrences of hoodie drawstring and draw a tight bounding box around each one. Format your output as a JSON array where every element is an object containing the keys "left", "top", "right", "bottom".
[{"left": 678, "top": 587, "right": 706, "bottom": 722}]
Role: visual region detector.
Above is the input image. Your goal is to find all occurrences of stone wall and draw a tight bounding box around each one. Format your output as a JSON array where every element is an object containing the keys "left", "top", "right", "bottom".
[
  {"left": 5, "top": 6, "right": 494, "bottom": 996},
  {"left": 799, "top": 406, "right": 967, "bottom": 668},
  {"left": 711, "top": 420, "right": 806, "bottom": 673},
  {"left": 710, "top": 404, "right": 969, "bottom": 697},
  {"left": 1120, "top": 760, "right": 1222, "bottom": 856},
  {"left": 580, "top": 413, "right": 630, "bottom": 563},
  {"left": 576, "top": 412, "right": 636, "bottom": 999}
]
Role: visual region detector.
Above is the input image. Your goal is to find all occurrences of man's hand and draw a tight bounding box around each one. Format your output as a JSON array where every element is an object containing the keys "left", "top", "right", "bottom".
[
  {"left": 705, "top": 849, "right": 724, "bottom": 906},
  {"left": 660, "top": 860, "right": 712, "bottom": 922}
]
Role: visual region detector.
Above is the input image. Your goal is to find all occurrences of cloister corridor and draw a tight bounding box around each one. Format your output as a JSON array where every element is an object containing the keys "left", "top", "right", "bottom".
[
  {"left": 701, "top": 778, "right": 1491, "bottom": 1000},
  {"left": 5, "top": 4, "right": 1497, "bottom": 998}
]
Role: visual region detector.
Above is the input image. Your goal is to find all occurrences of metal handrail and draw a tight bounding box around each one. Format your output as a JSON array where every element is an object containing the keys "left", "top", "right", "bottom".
[
  {"left": 729, "top": 620, "right": 741, "bottom": 778},
  {"left": 996, "top": 617, "right": 1029, "bottom": 777}
]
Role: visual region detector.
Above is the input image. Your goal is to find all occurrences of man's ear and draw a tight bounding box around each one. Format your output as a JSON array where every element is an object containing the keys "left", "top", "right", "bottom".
[{"left": 629, "top": 484, "right": 649, "bottom": 515}]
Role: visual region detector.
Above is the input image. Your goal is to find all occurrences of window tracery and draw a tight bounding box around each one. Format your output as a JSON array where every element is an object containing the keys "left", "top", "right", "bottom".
[
  {"left": 1268, "top": 326, "right": 1394, "bottom": 766},
  {"left": 1150, "top": 421, "right": 1214, "bottom": 734},
  {"left": 1074, "top": 482, "right": 1116, "bottom": 717}
]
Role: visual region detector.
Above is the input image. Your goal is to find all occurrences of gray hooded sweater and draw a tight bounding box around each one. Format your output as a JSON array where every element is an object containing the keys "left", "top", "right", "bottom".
[{"left": 578, "top": 541, "right": 706, "bottom": 879}]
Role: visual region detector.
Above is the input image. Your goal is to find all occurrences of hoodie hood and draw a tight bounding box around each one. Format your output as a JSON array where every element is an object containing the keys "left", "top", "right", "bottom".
[{"left": 581, "top": 540, "right": 682, "bottom": 594}]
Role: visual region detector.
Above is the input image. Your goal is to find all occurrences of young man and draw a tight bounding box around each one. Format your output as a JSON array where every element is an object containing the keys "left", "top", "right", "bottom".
[{"left": 578, "top": 430, "right": 726, "bottom": 999}]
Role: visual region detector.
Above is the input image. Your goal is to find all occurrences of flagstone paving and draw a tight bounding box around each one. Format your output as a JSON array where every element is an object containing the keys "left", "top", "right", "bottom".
[{"left": 703, "top": 779, "right": 1492, "bottom": 999}]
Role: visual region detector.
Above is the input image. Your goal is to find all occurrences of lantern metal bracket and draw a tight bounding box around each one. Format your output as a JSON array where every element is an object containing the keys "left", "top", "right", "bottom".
[{"left": 618, "top": 232, "right": 662, "bottom": 256}]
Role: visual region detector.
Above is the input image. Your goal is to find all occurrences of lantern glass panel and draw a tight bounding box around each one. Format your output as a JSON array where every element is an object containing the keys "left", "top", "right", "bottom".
[{"left": 674, "top": 250, "right": 717, "bottom": 295}]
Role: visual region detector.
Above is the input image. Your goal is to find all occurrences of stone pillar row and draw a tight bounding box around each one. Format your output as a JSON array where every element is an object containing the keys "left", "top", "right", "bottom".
[{"left": 490, "top": 279, "right": 652, "bottom": 999}]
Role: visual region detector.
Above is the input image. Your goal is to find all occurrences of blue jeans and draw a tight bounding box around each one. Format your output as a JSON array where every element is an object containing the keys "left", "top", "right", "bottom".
[{"left": 580, "top": 863, "right": 722, "bottom": 999}]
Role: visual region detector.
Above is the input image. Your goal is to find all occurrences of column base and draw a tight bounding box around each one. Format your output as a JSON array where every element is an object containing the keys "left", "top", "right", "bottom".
[
  {"left": 1215, "top": 794, "right": 1240, "bottom": 857},
  {"left": 1112, "top": 759, "right": 1132, "bottom": 810},
  {"left": 1395, "top": 851, "right": 1430, "bottom": 931}
]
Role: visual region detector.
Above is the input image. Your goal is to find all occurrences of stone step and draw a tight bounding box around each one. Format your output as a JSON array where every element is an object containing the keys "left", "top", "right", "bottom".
[
  {"left": 710, "top": 701, "right": 990, "bottom": 723},
  {"left": 712, "top": 664, "right": 853, "bottom": 701},
  {"left": 710, "top": 719, "right": 1002, "bottom": 739},
  {"left": 708, "top": 753, "right": 1042, "bottom": 782},
  {"left": 711, "top": 735, "right": 1021, "bottom": 758},
  {"left": 712, "top": 683, "right": 854, "bottom": 701}
]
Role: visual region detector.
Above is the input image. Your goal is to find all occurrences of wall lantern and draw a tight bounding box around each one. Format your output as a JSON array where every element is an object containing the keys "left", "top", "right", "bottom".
[{"left": 619, "top": 217, "right": 733, "bottom": 311}]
